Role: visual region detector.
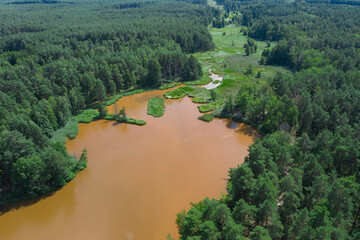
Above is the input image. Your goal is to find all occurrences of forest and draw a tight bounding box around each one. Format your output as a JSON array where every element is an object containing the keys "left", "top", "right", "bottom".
[
  {"left": 1, "top": 0, "right": 359, "bottom": 239},
  {"left": 0, "top": 0, "right": 213, "bottom": 205},
  {"left": 176, "top": 0, "right": 360, "bottom": 240}
]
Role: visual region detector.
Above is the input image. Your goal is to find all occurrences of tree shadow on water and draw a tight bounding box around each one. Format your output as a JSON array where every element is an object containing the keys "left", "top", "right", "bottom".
[
  {"left": 0, "top": 188, "right": 60, "bottom": 216},
  {"left": 224, "top": 119, "right": 261, "bottom": 141}
]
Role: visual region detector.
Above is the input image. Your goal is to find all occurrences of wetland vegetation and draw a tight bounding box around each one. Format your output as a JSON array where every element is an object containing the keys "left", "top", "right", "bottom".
[{"left": 147, "top": 97, "right": 165, "bottom": 117}]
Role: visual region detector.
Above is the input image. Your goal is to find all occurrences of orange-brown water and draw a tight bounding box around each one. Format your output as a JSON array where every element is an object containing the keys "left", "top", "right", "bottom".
[{"left": 0, "top": 89, "right": 257, "bottom": 240}]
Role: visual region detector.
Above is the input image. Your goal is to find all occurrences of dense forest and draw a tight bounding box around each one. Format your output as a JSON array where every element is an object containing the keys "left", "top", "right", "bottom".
[
  {"left": 177, "top": 0, "right": 360, "bottom": 240},
  {"left": 0, "top": 0, "right": 213, "bottom": 205}
]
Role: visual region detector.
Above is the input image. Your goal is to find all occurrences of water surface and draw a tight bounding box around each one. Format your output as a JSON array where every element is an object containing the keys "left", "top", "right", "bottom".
[{"left": 0, "top": 89, "right": 256, "bottom": 240}]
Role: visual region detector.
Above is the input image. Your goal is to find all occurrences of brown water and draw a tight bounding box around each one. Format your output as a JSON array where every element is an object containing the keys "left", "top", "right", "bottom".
[{"left": 0, "top": 89, "right": 257, "bottom": 240}]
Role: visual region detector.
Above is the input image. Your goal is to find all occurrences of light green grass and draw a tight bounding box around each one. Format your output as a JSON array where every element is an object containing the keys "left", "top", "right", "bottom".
[
  {"left": 185, "top": 74, "right": 212, "bottom": 85},
  {"left": 147, "top": 97, "right": 165, "bottom": 117},
  {"left": 104, "top": 114, "right": 146, "bottom": 126},
  {"left": 189, "top": 88, "right": 212, "bottom": 103},
  {"left": 164, "top": 86, "right": 212, "bottom": 103},
  {"left": 50, "top": 119, "right": 79, "bottom": 144},
  {"left": 198, "top": 101, "right": 223, "bottom": 113},
  {"left": 73, "top": 109, "right": 100, "bottom": 123},
  {"left": 198, "top": 113, "right": 214, "bottom": 122},
  {"left": 164, "top": 86, "right": 200, "bottom": 99}
]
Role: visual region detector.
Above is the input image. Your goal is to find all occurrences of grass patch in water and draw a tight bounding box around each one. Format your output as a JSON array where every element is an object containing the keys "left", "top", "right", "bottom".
[
  {"left": 104, "top": 114, "right": 146, "bottom": 126},
  {"left": 125, "top": 118, "right": 146, "bottom": 125},
  {"left": 189, "top": 88, "right": 212, "bottom": 103},
  {"left": 147, "top": 97, "right": 165, "bottom": 117},
  {"left": 164, "top": 86, "right": 213, "bottom": 103},
  {"left": 198, "top": 101, "right": 223, "bottom": 113},
  {"left": 164, "top": 86, "right": 199, "bottom": 99},
  {"left": 199, "top": 113, "right": 214, "bottom": 122}
]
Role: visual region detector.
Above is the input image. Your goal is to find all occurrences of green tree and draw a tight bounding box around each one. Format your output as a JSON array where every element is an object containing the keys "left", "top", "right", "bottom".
[
  {"left": 11, "top": 155, "right": 46, "bottom": 198},
  {"left": 232, "top": 199, "right": 257, "bottom": 227},
  {"left": 146, "top": 58, "right": 162, "bottom": 87},
  {"left": 223, "top": 220, "right": 245, "bottom": 240},
  {"left": 250, "top": 226, "right": 271, "bottom": 240}
]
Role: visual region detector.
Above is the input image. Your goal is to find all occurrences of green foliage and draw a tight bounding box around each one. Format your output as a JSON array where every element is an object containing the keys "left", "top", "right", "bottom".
[
  {"left": 250, "top": 226, "right": 271, "bottom": 240},
  {"left": 198, "top": 113, "right": 214, "bottom": 122},
  {"left": 103, "top": 114, "right": 146, "bottom": 126},
  {"left": 198, "top": 101, "right": 223, "bottom": 113},
  {"left": 189, "top": 88, "right": 212, "bottom": 103},
  {"left": 74, "top": 109, "right": 100, "bottom": 123},
  {"left": 98, "top": 104, "right": 108, "bottom": 118},
  {"left": 147, "top": 97, "right": 165, "bottom": 117},
  {"left": 185, "top": 75, "right": 212, "bottom": 85},
  {"left": 213, "top": 80, "right": 220, "bottom": 84},
  {"left": 51, "top": 119, "right": 79, "bottom": 144},
  {"left": 164, "top": 86, "right": 200, "bottom": 99},
  {"left": 158, "top": 82, "right": 182, "bottom": 90}
]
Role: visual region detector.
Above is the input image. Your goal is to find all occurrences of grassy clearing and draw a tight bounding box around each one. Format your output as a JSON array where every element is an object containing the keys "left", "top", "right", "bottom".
[
  {"left": 198, "top": 113, "right": 214, "bottom": 122},
  {"left": 191, "top": 24, "right": 289, "bottom": 116},
  {"left": 193, "top": 24, "right": 289, "bottom": 83},
  {"left": 147, "top": 97, "right": 165, "bottom": 117}
]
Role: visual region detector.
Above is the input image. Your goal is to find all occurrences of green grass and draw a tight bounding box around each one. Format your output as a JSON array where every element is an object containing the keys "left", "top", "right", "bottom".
[
  {"left": 73, "top": 109, "right": 100, "bottom": 123},
  {"left": 198, "top": 101, "right": 223, "bottom": 113},
  {"left": 158, "top": 82, "right": 182, "bottom": 90},
  {"left": 52, "top": 88, "right": 154, "bottom": 144},
  {"left": 103, "top": 114, "right": 146, "bottom": 126},
  {"left": 164, "top": 86, "right": 213, "bottom": 103},
  {"left": 198, "top": 113, "right": 214, "bottom": 122},
  {"left": 125, "top": 118, "right": 146, "bottom": 125},
  {"left": 147, "top": 97, "right": 165, "bottom": 117},
  {"left": 189, "top": 88, "right": 212, "bottom": 103},
  {"left": 50, "top": 119, "right": 79, "bottom": 144},
  {"left": 213, "top": 80, "right": 220, "bottom": 84},
  {"left": 164, "top": 86, "right": 200, "bottom": 99},
  {"left": 184, "top": 74, "right": 212, "bottom": 85}
]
